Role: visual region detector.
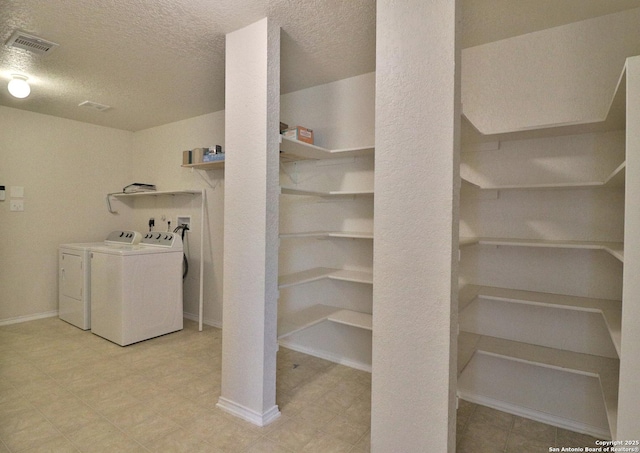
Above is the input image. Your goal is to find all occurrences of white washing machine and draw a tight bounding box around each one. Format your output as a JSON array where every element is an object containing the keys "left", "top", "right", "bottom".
[
  {"left": 90, "top": 231, "right": 184, "bottom": 346},
  {"left": 58, "top": 231, "right": 141, "bottom": 330}
]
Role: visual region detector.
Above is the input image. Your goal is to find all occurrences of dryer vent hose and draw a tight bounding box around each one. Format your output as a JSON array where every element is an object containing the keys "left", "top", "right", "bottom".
[{"left": 173, "top": 224, "right": 189, "bottom": 279}]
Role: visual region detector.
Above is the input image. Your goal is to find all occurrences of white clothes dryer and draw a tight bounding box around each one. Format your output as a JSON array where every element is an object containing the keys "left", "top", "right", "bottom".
[
  {"left": 90, "top": 231, "right": 183, "bottom": 346},
  {"left": 58, "top": 231, "right": 141, "bottom": 330}
]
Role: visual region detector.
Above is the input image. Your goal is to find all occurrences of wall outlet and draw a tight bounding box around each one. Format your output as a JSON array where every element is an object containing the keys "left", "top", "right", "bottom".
[{"left": 10, "top": 200, "right": 24, "bottom": 211}]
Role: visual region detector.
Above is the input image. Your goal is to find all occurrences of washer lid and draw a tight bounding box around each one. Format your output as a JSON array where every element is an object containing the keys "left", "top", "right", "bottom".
[{"left": 90, "top": 244, "right": 182, "bottom": 255}]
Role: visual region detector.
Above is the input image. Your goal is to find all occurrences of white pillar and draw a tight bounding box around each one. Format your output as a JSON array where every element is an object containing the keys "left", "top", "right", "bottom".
[
  {"left": 372, "top": 1, "right": 460, "bottom": 451},
  {"left": 618, "top": 55, "right": 640, "bottom": 439},
  {"left": 218, "top": 17, "right": 280, "bottom": 427}
]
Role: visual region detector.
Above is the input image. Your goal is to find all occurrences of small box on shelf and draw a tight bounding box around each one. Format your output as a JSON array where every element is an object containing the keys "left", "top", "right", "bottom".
[{"left": 283, "top": 126, "right": 314, "bottom": 144}]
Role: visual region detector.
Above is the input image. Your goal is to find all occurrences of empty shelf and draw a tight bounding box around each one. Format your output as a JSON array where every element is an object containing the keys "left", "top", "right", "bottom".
[
  {"left": 281, "top": 187, "right": 374, "bottom": 197},
  {"left": 460, "top": 285, "right": 622, "bottom": 357},
  {"left": 278, "top": 304, "right": 338, "bottom": 339},
  {"left": 329, "top": 269, "right": 373, "bottom": 284},
  {"left": 460, "top": 237, "right": 624, "bottom": 262},
  {"left": 280, "top": 231, "right": 374, "bottom": 240},
  {"left": 278, "top": 304, "right": 372, "bottom": 339},
  {"left": 278, "top": 267, "right": 373, "bottom": 288},
  {"left": 461, "top": 162, "right": 625, "bottom": 191},
  {"left": 458, "top": 333, "right": 619, "bottom": 437},
  {"left": 327, "top": 310, "right": 372, "bottom": 330},
  {"left": 279, "top": 136, "right": 374, "bottom": 161}
]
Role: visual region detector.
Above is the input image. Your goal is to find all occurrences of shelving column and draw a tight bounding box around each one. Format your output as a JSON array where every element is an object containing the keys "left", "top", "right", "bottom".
[
  {"left": 618, "top": 54, "right": 640, "bottom": 439},
  {"left": 217, "top": 17, "right": 281, "bottom": 427},
  {"left": 372, "top": 1, "right": 459, "bottom": 452}
]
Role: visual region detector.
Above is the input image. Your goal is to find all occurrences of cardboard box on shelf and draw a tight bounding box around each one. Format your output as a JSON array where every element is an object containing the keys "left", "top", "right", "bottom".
[
  {"left": 191, "top": 148, "right": 207, "bottom": 164},
  {"left": 283, "top": 126, "right": 314, "bottom": 144}
]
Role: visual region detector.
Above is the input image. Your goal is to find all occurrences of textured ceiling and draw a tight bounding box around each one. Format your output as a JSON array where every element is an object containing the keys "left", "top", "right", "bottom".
[
  {"left": 0, "top": 0, "right": 375, "bottom": 131},
  {"left": 0, "top": 0, "right": 639, "bottom": 132}
]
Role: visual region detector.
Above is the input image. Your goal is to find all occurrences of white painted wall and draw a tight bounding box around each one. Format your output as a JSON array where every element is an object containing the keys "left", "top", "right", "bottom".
[
  {"left": 281, "top": 72, "right": 375, "bottom": 150},
  {"left": 372, "top": 1, "right": 459, "bottom": 452},
  {"left": 462, "top": 7, "right": 640, "bottom": 135},
  {"left": 129, "top": 111, "right": 225, "bottom": 326},
  {"left": 0, "top": 106, "right": 133, "bottom": 323}
]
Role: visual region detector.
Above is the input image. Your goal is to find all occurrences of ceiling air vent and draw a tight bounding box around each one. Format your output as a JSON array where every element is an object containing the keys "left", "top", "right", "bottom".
[
  {"left": 79, "top": 101, "right": 111, "bottom": 112},
  {"left": 5, "top": 31, "right": 58, "bottom": 55}
]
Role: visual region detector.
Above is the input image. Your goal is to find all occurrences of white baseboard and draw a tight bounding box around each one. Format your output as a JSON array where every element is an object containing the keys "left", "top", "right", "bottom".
[
  {"left": 183, "top": 311, "right": 222, "bottom": 329},
  {"left": 216, "top": 397, "right": 280, "bottom": 427},
  {"left": 1, "top": 311, "right": 220, "bottom": 329},
  {"left": 0, "top": 311, "right": 58, "bottom": 327},
  {"left": 457, "top": 391, "right": 611, "bottom": 440},
  {"left": 278, "top": 338, "right": 372, "bottom": 373}
]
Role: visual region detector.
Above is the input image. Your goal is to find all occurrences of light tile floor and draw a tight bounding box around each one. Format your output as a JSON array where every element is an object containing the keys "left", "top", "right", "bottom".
[{"left": 0, "top": 318, "right": 600, "bottom": 452}]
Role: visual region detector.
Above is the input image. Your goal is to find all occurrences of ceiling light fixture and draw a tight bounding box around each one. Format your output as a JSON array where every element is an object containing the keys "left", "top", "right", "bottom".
[{"left": 8, "top": 74, "right": 31, "bottom": 98}]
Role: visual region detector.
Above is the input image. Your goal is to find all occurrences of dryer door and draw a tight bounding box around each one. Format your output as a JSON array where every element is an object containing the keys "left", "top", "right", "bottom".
[{"left": 61, "top": 253, "right": 83, "bottom": 301}]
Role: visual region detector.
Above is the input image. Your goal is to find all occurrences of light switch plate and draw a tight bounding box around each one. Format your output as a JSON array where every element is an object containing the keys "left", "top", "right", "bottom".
[{"left": 10, "top": 186, "right": 24, "bottom": 198}]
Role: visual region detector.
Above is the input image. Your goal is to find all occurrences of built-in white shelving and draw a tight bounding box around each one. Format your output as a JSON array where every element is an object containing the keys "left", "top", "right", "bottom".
[
  {"left": 278, "top": 135, "right": 374, "bottom": 365},
  {"left": 458, "top": 333, "right": 619, "bottom": 437},
  {"left": 458, "top": 62, "right": 631, "bottom": 439},
  {"left": 460, "top": 237, "right": 624, "bottom": 262},
  {"left": 111, "top": 189, "right": 202, "bottom": 198},
  {"left": 462, "top": 161, "right": 626, "bottom": 191},
  {"left": 281, "top": 187, "right": 374, "bottom": 198},
  {"left": 280, "top": 230, "right": 374, "bottom": 240},
  {"left": 459, "top": 285, "right": 622, "bottom": 357},
  {"left": 279, "top": 136, "right": 374, "bottom": 161},
  {"left": 278, "top": 267, "right": 373, "bottom": 289},
  {"left": 181, "top": 160, "right": 225, "bottom": 170},
  {"left": 277, "top": 304, "right": 372, "bottom": 339}
]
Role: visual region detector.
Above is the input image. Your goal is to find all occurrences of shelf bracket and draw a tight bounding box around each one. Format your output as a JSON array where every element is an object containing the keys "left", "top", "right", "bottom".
[
  {"left": 280, "top": 160, "right": 299, "bottom": 185},
  {"left": 106, "top": 192, "right": 123, "bottom": 214}
]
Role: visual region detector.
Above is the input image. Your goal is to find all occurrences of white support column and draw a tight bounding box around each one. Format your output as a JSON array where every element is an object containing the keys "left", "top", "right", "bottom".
[
  {"left": 217, "top": 17, "right": 281, "bottom": 427},
  {"left": 372, "top": 1, "right": 460, "bottom": 452},
  {"left": 618, "top": 55, "right": 640, "bottom": 439}
]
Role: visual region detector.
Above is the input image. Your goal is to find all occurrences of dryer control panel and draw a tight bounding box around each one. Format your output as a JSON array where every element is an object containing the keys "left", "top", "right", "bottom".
[
  {"left": 104, "top": 230, "right": 142, "bottom": 245},
  {"left": 142, "top": 232, "right": 183, "bottom": 249}
]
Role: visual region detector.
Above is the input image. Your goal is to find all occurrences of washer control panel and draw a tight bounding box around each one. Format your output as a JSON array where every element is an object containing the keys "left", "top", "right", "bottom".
[
  {"left": 141, "top": 232, "right": 182, "bottom": 248},
  {"left": 104, "top": 230, "right": 142, "bottom": 245}
]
